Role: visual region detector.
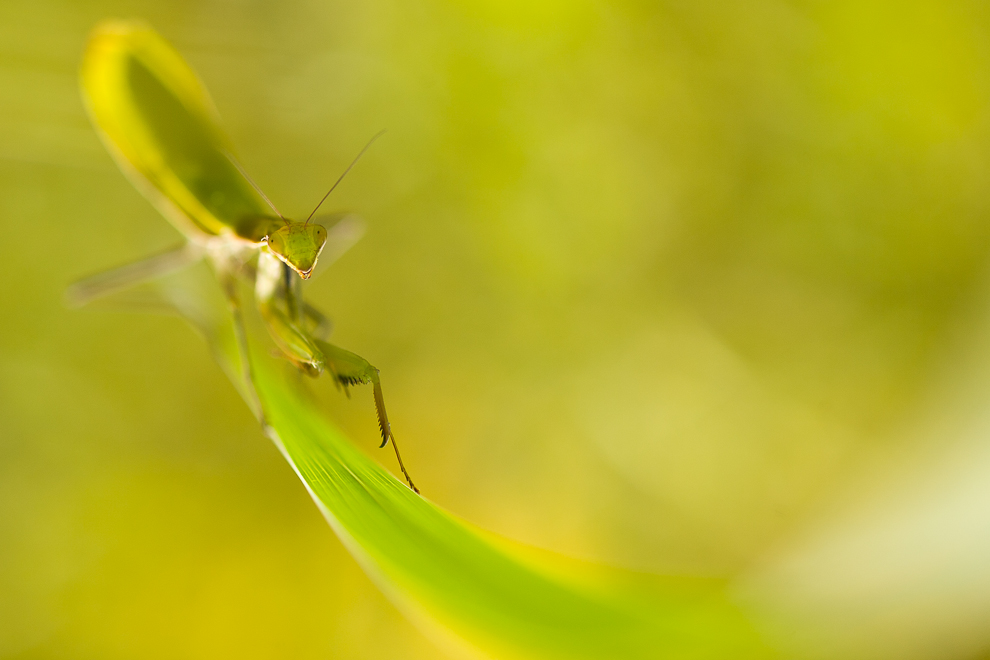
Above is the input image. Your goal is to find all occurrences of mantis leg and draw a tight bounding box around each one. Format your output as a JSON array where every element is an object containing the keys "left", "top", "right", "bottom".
[
  {"left": 257, "top": 297, "right": 325, "bottom": 376},
  {"left": 220, "top": 273, "right": 268, "bottom": 428},
  {"left": 66, "top": 242, "right": 203, "bottom": 307},
  {"left": 256, "top": 252, "right": 417, "bottom": 492},
  {"left": 257, "top": 253, "right": 325, "bottom": 374},
  {"left": 303, "top": 302, "right": 333, "bottom": 340},
  {"left": 280, "top": 262, "right": 332, "bottom": 339},
  {"left": 276, "top": 263, "right": 332, "bottom": 339},
  {"left": 314, "top": 339, "right": 419, "bottom": 494}
]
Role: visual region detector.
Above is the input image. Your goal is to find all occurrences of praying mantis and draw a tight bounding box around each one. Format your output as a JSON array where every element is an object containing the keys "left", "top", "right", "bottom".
[{"left": 69, "top": 20, "right": 418, "bottom": 492}]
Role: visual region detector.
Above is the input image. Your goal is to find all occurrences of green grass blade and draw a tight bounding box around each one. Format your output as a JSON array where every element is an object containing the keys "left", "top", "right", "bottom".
[{"left": 253, "top": 362, "right": 775, "bottom": 660}]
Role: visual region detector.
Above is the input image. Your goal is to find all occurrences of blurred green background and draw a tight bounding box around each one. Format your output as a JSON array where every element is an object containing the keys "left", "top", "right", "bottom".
[{"left": 5, "top": 1, "right": 990, "bottom": 658}]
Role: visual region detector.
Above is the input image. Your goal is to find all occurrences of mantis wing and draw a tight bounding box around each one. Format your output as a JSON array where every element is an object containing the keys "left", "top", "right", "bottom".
[
  {"left": 306, "top": 213, "right": 366, "bottom": 281},
  {"left": 81, "top": 20, "right": 271, "bottom": 240},
  {"left": 66, "top": 242, "right": 204, "bottom": 308}
]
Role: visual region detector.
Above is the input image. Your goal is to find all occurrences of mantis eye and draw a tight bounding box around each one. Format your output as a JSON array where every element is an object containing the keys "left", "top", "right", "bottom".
[{"left": 267, "top": 230, "right": 287, "bottom": 257}]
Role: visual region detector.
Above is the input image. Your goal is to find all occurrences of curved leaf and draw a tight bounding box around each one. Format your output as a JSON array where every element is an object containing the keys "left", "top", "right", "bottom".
[
  {"left": 81, "top": 20, "right": 270, "bottom": 238},
  {"left": 253, "top": 357, "right": 774, "bottom": 660}
]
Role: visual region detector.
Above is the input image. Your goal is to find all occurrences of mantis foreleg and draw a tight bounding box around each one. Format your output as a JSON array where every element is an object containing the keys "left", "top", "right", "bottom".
[
  {"left": 256, "top": 252, "right": 417, "bottom": 492},
  {"left": 278, "top": 262, "right": 332, "bottom": 339},
  {"left": 302, "top": 302, "right": 332, "bottom": 340},
  {"left": 314, "top": 339, "right": 418, "bottom": 493}
]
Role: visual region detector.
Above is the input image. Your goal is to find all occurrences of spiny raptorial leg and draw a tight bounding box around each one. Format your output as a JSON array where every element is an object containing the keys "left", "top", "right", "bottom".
[{"left": 317, "top": 339, "right": 419, "bottom": 493}]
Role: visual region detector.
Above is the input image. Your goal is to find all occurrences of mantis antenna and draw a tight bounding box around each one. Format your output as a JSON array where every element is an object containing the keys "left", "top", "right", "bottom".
[
  {"left": 305, "top": 129, "right": 386, "bottom": 225},
  {"left": 224, "top": 150, "right": 287, "bottom": 221}
]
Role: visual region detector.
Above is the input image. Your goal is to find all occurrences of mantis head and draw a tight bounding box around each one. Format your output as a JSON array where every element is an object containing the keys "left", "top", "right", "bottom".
[
  {"left": 227, "top": 131, "right": 385, "bottom": 279},
  {"left": 266, "top": 222, "right": 327, "bottom": 279}
]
